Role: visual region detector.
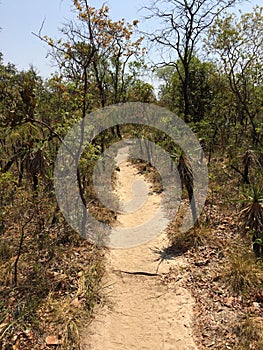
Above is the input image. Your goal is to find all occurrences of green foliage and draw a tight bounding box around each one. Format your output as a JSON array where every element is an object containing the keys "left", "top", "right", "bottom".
[
  {"left": 158, "top": 57, "right": 216, "bottom": 122},
  {"left": 207, "top": 6, "right": 263, "bottom": 143},
  {"left": 127, "top": 80, "right": 156, "bottom": 103},
  {"left": 240, "top": 186, "right": 263, "bottom": 256}
]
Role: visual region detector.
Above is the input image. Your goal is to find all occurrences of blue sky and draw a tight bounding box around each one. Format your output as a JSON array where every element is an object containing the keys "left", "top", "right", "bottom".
[{"left": 0, "top": 0, "right": 260, "bottom": 78}]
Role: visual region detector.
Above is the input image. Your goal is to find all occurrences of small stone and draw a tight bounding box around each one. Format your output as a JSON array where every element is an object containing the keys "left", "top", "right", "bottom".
[
  {"left": 252, "top": 302, "right": 260, "bottom": 310},
  {"left": 71, "top": 298, "right": 81, "bottom": 308},
  {"left": 46, "top": 335, "right": 62, "bottom": 345}
]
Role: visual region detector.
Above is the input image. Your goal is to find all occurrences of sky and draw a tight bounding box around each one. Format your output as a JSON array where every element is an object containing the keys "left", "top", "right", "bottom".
[{"left": 0, "top": 0, "right": 260, "bottom": 78}]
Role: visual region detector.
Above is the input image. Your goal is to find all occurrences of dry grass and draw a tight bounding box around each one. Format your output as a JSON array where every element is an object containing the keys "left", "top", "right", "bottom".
[
  {"left": 222, "top": 240, "right": 263, "bottom": 295},
  {"left": 0, "top": 239, "right": 14, "bottom": 263},
  {"left": 167, "top": 200, "right": 213, "bottom": 253},
  {"left": 169, "top": 224, "right": 212, "bottom": 253},
  {"left": 0, "top": 220, "right": 105, "bottom": 350},
  {"left": 233, "top": 316, "right": 263, "bottom": 350}
]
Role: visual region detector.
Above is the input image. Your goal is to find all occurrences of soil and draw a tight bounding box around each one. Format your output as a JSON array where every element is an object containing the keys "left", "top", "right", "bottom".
[{"left": 81, "top": 145, "right": 198, "bottom": 350}]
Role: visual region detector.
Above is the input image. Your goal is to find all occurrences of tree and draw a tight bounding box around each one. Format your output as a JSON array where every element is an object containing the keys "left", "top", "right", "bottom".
[
  {"left": 206, "top": 6, "right": 263, "bottom": 143},
  {"left": 127, "top": 80, "right": 156, "bottom": 103},
  {"left": 144, "top": 0, "right": 243, "bottom": 122},
  {"left": 0, "top": 57, "right": 49, "bottom": 191},
  {"left": 157, "top": 57, "right": 215, "bottom": 122},
  {"left": 35, "top": 1, "right": 144, "bottom": 109},
  {"left": 34, "top": 0, "right": 146, "bottom": 235},
  {"left": 90, "top": 16, "right": 144, "bottom": 108}
]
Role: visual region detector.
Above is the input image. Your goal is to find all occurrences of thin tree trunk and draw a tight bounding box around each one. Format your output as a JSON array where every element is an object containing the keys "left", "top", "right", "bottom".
[{"left": 14, "top": 213, "right": 34, "bottom": 286}]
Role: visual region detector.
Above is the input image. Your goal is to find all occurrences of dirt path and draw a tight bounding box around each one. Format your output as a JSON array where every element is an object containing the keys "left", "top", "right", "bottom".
[{"left": 81, "top": 146, "right": 198, "bottom": 350}]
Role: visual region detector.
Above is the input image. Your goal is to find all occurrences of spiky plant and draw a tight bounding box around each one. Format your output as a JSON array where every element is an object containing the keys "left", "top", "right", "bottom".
[
  {"left": 242, "top": 150, "right": 254, "bottom": 184},
  {"left": 240, "top": 186, "right": 263, "bottom": 257},
  {"left": 177, "top": 152, "right": 197, "bottom": 223},
  {"left": 23, "top": 148, "right": 46, "bottom": 191}
]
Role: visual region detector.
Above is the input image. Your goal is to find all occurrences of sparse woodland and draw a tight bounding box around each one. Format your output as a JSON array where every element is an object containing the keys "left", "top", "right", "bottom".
[{"left": 0, "top": 0, "right": 262, "bottom": 349}]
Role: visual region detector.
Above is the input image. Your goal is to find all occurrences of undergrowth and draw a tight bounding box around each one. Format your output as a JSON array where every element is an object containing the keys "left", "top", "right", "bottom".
[
  {"left": 223, "top": 241, "right": 263, "bottom": 295},
  {"left": 233, "top": 316, "right": 263, "bottom": 350},
  {"left": 166, "top": 154, "right": 263, "bottom": 349},
  {"left": 0, "top": 191, "right": 105, "bottom": 350}
]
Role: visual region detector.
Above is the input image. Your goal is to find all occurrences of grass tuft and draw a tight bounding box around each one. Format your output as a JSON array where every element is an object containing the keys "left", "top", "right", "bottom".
[
  {"left": 223, "top": 242, "right": 263, "bottom": 295},
  {"left": 233, "top": 316, "right": 263, "bottom": 350}
]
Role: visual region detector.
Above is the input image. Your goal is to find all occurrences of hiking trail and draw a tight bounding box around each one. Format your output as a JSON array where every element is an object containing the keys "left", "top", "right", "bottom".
[{"left": 81, "top": 144, "right": 198, "bottom": 350}]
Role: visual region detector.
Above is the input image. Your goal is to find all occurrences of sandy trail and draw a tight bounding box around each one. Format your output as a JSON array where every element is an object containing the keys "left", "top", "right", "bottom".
[{"left": 81, "top": 146, "right": 198, "bottom": 350}]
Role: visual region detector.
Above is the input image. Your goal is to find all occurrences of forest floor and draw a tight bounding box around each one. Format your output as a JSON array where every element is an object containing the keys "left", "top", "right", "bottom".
[{"left": 81, "top": 145, "right": 198, "bottom": 350}]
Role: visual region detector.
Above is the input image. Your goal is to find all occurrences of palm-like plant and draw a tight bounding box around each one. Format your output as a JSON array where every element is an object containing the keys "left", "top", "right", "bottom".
[
  {"left": 177, "top": 152, "right": 197, "bottom": 224},
  {"left": 240, "top": 187, "right": 263, "bottom": 257},
  {"left": 23, "top": 147, "right": 46, "bottom": 191}
]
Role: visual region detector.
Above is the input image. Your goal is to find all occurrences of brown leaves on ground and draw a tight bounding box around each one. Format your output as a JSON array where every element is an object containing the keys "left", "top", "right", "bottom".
[
  {"left": 0, "top": 224, "right": 105, "bottom": 350},
  {"left": 173, "top": 206, "right": 263, "bottom": 350}
]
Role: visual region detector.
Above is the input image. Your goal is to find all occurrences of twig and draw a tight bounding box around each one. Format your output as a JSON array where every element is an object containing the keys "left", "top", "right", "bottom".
[
  {"left": 13, "top": 212, "right": 35, "bottom": 286},
  {"left": 113, "top": 270, "right": 159, "bottom": 276}
]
